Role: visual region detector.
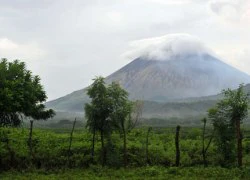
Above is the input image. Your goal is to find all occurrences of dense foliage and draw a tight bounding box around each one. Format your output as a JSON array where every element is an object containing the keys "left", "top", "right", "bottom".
[
  {"left": 0, "top": 58, "right": 55, "bottom": 127},
  {"left": 0, "top": 127, "right": 250, "bottom": 171},
  {"left": 208, "top": 84, "right": 248, "bottom": 167},
  {"left": 85, "top": 77, "right": 134, "bottom": 166}
]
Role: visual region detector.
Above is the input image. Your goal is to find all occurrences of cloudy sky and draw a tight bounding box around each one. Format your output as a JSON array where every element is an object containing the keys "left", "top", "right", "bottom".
[{"left": 0, "top": 0, "right": 249, "bottom": 100}]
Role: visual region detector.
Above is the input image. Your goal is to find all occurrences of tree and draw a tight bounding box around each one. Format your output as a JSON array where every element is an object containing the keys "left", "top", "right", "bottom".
[
  {"left": 85, "top": 78, "right": 142, "bottom": 167},
  {"left": 107, "top": 82, "right": 144, "bottom": 167},
  {"left": 208, "top": 84, "right": 248, "bottom": 167},
  {"left": 0, "top": 58, "right": 55, "bottom": 127},
  {"left": 85, "top": 77, "right": 112, "bottom": 165},
  {"left": 107, "top": 82, "right": 132, "bottom": 167}
]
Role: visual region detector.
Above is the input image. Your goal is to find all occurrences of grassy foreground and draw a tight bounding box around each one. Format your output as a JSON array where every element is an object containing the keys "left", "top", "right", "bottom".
[{"left": 1, "top": 166, "right": 250, "bottom": 180}]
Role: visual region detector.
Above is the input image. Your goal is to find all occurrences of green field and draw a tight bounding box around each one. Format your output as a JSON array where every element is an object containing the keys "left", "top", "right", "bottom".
[
  {"left": 1, "top": 167, "right": 250, "bottom": 179},
  {"left": 1, "top": 126, "right": 250, "bottom": 179}
]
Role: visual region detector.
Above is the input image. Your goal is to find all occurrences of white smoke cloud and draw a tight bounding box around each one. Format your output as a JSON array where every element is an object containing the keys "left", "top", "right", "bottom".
[{"left": 123, "top": 33, "right": 214, "bottom": 61}]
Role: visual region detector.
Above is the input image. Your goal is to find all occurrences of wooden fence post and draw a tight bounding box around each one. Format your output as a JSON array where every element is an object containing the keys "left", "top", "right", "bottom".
[
  {"left": 28, "top": 120, "right": 34, "bottom": 160},
  {"left": 67, "top": 118, "right": 77, "bottom": 166},
  {"left": 146, "top": 127, "right": 152, "bottom": 164},
  {"left": 175, "top": 125, "right": 181, "bottom": 167}
]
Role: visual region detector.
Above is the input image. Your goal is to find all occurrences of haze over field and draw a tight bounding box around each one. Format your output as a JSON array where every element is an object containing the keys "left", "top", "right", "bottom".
[{"left": 0, "top": 0, "right": 249, "bottom": 100}]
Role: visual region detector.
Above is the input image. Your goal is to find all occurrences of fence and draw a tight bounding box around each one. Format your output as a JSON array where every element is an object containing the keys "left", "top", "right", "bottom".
[{"left": 1, "top": 124, "right": 250, "bottom": 170}]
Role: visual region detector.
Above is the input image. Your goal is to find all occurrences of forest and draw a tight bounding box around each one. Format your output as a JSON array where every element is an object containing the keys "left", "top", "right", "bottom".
[{"left": 1, "top": 59, "right": 250, "bottom": 179}]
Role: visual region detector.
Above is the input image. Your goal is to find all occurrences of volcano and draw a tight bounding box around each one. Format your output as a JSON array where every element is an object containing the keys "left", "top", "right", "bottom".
[
  {"left": 46, "top": 34, "right": 250, "bottom": 112},
  {"left": 105, "top": 54, "right": 250, "bottom": 101}
]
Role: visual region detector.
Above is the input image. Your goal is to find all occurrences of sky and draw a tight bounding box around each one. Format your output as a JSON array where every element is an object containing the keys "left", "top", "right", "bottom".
[{"left": 0, "top": 0, "right": 249, "bottom": 101}]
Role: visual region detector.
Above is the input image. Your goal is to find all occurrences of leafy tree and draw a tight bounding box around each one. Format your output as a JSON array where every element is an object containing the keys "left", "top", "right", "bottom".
[
  {"left": 208, "top": 84, "right": 248, "bottom": 167},
  {"left": 107, "top": 82, "right": 132, "bottom": 167},
  {"left": 85, "top": 77, "right": 112, "bottom": 165},
  {"left": 0, "top": 58, "right": 55, "bottom": 127},
  {"left": 85, "top": 78, "right": 142, "bottom": 167}
]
